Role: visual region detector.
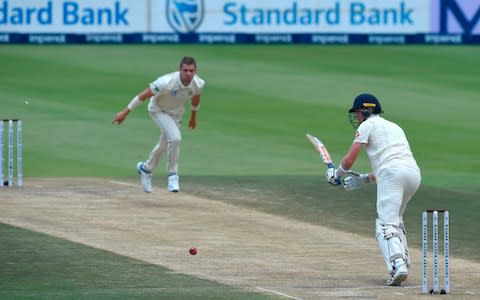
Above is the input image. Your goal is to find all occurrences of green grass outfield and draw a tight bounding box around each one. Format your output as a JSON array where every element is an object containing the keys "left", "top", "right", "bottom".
[{"left": 1, "top": 45, "right": 479, "bottom": 298}]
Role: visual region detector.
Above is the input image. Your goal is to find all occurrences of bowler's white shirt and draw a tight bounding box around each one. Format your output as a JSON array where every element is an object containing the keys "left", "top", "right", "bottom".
[
  {"left": 354, "top": 115, "right": 419, "bottom": 176},
  {"left": 148, "top": 71, "right": 205, "bottom": 115}
]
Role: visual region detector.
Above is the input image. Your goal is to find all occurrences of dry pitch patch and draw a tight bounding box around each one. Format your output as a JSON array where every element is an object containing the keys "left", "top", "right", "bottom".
[{"left": 1, "top": 178, "right": 479, "bottom": 299}]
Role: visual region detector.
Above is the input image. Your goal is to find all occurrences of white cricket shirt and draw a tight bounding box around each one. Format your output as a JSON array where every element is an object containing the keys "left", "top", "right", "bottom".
[
  {"left": 148, "top": 71, "right": 205, "bottom": 115},
  {"left": 354, "top": 115, "right": 419, "bottom": 176}
]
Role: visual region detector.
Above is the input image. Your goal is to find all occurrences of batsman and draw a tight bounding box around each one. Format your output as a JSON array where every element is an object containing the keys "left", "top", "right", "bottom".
[{"left": 326, "top": 93, "right": 421, "bottom": 286}]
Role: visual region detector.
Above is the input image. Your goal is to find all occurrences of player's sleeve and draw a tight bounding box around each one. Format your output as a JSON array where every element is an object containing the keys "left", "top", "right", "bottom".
[
  {"left": 149, "top": 75, "right": 169, "bottom": 95},
  {"left": 193, "top": 75, "right": 205, "bottom": 95},
  {"left": 354, "top": 122, "right": 372, "bottom": 144}
]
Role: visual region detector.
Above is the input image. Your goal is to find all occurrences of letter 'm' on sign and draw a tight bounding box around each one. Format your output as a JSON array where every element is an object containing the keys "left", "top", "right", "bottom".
[{"left": 440, "top": 0, "right": 480, "bottom": 34}]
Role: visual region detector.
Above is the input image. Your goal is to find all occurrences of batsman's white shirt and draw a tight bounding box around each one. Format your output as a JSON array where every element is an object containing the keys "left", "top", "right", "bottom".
[
  {"left": 148, "top": 71, "right": 205, "bottom": 116},
  {"left": 356, "top": 114, "right": 420, "bottom": 275},
  {"left": 354, "top": 115, "right": 419, "bottom": 177}
]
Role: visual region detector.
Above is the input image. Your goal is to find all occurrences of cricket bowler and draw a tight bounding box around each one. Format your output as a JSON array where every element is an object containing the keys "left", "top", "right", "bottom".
[{"left": 113, "top": 56, "right": 205, "bottom": 193}]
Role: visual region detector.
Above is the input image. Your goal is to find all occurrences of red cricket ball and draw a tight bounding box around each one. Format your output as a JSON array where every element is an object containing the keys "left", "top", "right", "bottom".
[{"left": 189, "top": 247, "right": 197, "bottom": 255}]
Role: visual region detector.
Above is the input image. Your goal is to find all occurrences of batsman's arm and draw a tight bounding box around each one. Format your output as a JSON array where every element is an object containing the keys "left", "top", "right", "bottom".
[
  {"left": 337, "top": 142, "right": 363, "bottom": 175},
  {"left": 328, "top": 141, "right": 363, "bottom": 185},
  {"left": 339, "top": 142, "right": 376, "bottom": 190}
]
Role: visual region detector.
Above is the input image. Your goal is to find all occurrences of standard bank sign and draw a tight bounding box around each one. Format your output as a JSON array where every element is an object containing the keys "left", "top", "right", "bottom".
[
  {"left": 154, "top": 0, "right": 480, "bottom": 34},
  {"left": 0, "top": 0, "right": 146, "bottom": 33},
  {"left": 156, "top": 0, "right": 430, "bottom": 33},
  {"left": 0, "top": 0, "right": 479, "bottom": 34},
  {"left": 166, "top": 0, "right": 204, "bottom": 33}
]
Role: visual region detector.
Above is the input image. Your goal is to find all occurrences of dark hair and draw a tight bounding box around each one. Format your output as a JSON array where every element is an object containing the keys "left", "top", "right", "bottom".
[{"left": 180, "top": 56, "right": 197, "bottom": 67}]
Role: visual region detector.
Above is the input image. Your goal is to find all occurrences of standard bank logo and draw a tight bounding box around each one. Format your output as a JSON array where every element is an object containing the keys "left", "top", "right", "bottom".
[{"left": 166, "top": 0, "right": 204, "bottom": 33}]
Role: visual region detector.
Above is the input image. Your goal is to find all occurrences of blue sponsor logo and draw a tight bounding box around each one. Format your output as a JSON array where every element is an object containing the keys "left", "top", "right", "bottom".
[
  {"left": 223, "top": 2, "right": 413, "bottom": 27},
  {"left": 166, "top": 0, "right": 204, "bottom": 33},
  {"left": 63, "top": 1, "right": 129, "bottom": 26},
  {"left": 0, "top": 1, "right": 129, "bottom": 26},
  {"left": 440, "top": 0, "right": 480, "bottom": 34}
]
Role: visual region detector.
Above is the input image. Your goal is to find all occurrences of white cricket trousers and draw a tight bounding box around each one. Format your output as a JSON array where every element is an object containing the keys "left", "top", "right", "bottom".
[
  {"left": 143, "top": 110, "right": 182, "bottom": 175},
  {"left": 376, "top": 166, "right": 421, "bottom": 226},
  {"left": 375, "top": 166, "right": 421, "bottom": 272}
]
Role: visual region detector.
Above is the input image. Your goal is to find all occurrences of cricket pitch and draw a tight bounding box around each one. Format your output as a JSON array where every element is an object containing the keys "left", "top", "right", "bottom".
[{"left": 1, "top": 178, "right": 479, "bottom": 299}]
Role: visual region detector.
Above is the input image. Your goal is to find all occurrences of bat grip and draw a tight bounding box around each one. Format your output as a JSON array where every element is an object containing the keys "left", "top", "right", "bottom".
[{"left": 326, "top": 163, "right": 342, "bottom": 184}]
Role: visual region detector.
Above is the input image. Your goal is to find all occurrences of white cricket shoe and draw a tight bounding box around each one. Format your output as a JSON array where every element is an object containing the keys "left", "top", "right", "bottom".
[
  {"left": 167, "top": 174, "right": 179, "bottom": 192},
  {"left": 387, "top": 259, "right": 408, "bottom": 286},
  {"left": 136, "top": 162, "right": 152, "bottom": 193}
]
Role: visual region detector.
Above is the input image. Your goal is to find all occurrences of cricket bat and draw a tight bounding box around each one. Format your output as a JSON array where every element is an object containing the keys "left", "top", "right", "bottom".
[
  {"left": 306, "top": 133, "right": 336, "bottom": 169},
  {"left": 306, "top": 133, "right": 360, "bottom": 178},
  {"left": 306, "top": 133, "right": 344, "bottom": 184}
]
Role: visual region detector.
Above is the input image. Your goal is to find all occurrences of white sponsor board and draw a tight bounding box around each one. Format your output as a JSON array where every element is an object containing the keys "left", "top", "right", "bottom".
[
  {"left": 0, "top": 0, "right": 147, "bottom": 33},
  {"left": 152, "top": 0, "right": 430, "bottom": 33},
  {"left": 1, "top": 0, "right": 431, "bottom": 34}
]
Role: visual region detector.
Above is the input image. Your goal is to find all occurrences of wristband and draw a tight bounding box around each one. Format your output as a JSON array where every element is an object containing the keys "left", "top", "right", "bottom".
[
  {"left": 127, "top": 96, "right": 142, "bottom": 111},
  {"left": 191, "top": 103, "right": 200, "bottom": 112},
  {"left": 335, "top": 164, "right": 348, "bottom": 178}
]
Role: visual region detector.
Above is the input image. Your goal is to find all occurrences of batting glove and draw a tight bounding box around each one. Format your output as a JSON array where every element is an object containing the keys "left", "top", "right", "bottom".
[
  {"left": 343, "top": 173, "right": 371, "bottom": 191},
  {"left": 325, "top": 167, "right": 341, "bottom": 186}
]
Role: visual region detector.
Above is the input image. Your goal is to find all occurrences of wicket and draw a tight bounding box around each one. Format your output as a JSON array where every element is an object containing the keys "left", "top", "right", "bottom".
[
  {"left": 0, "top": 119, "right": 22, "bottom": 187},
  {"left": 422, "top": 209, "right": 449, "bottom": 294}
]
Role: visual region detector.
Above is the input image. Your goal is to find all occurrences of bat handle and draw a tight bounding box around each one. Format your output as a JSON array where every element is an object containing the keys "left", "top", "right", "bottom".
[{"left": 326, "top": 163, "right": 342, "bottom": 185}]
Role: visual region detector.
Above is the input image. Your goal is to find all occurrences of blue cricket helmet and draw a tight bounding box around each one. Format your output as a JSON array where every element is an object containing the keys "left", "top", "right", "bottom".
[{"left": 348, "top": 93, "right": 383, "bottom": 114}]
